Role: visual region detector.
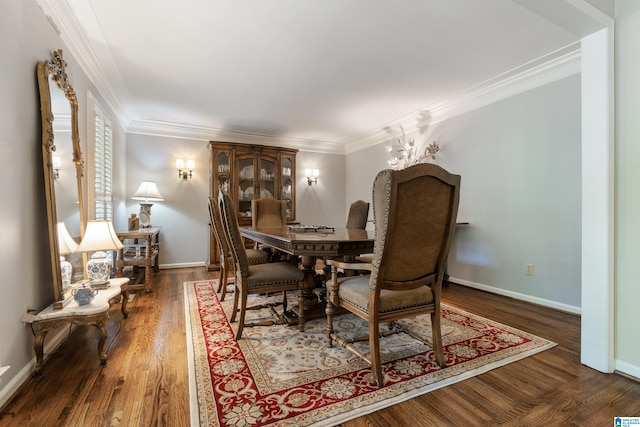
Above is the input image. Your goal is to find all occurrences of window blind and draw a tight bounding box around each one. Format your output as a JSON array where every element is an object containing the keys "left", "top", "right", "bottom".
[{"left": 94, "top": 108, "right": 113, "bottom": 220}]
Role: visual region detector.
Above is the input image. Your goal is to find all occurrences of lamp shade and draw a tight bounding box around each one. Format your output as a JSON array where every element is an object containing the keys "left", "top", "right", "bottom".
[
  {"left": 57, "top": 222, "right": 79, "bottom": 255},
  {"left": 131, "top": 181, "right": 164, "bottom": 202},
  {"left": 76, "top": 220, "right": 124, "bottom": 253}
]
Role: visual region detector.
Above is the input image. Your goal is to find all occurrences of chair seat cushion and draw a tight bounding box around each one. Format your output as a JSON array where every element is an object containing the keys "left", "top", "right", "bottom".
[
  {"left": 246, "top": 249, "right": 269, "bottom": 264},
  {"left": 334, "top": 276, "right": 434, "bottom": 313},
  {"left": 246, "top": 262, "right": 304, "bottom": 289}
]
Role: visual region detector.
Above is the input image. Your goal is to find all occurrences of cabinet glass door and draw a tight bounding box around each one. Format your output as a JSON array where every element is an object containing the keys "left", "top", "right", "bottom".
[
  {"left": 280, "top": 155, "right": 295, "bottom": 220},
  {"left": 258, "top": 157, "right": 276, "bottom": 200},
  {"left": 217, "top": 152, "right": 230, "bottom": 193},
  {"left": 237, "top": 155, "right": 255, "bottom": 219}
]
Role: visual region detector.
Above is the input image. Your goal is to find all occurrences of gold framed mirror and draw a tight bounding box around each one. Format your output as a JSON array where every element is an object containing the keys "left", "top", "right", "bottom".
[{"left": 37, "top": 49, "right": 86, "bottom": 309}]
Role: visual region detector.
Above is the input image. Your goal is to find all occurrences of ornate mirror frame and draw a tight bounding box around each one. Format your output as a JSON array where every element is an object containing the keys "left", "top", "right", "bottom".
[{"left": 37, "top": 49, "right": 86, "bottom": 309}]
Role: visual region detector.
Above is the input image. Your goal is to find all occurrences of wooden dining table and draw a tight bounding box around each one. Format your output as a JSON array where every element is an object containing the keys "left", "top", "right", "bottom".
[{"left": 239, "top": 225, "right": 375, "bottom": 320}]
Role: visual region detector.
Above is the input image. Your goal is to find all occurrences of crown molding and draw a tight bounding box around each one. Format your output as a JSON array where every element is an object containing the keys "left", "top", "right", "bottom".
[
  {"left": 35, "top": 0, "right": 132, "bottom": 127},
  {"left": 127, "top": 119, "right": 346, "bottom": 154},
  {"left": 38, "top": 0, "right": 580, "bottom": 156},
  {"left": 344, "top": 42, "right": 581, "bottom": 154}
]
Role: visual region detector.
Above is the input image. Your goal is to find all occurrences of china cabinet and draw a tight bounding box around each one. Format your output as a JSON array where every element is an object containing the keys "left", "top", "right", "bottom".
[{"left": 208, "top": 141, "right": 297, "bottom": 270}]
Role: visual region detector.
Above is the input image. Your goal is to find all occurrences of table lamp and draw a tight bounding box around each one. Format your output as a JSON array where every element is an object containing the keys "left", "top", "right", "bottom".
[
  {"left": 57, "top": 222, "right": 79, "bottom": 289},
  {"left": 131, "top": 180, "right": 164, "bottom": 227},
  {"left": 76, "top": 220, "right": 124, "bottom": 286}
]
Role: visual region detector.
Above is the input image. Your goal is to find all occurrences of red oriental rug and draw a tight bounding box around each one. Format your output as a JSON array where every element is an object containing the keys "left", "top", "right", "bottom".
[{"left": 184, "top": 280, "right": 555, "bottom": 427}]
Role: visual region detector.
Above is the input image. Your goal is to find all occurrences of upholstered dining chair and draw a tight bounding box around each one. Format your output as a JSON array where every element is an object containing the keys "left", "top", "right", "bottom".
[
  {"left": 208, "top": 197, "right": 268, "bottom": 301},
  {"left": 345, "top": 200, "right": 370, "bottom": 230},
  {"left": 219, "top": 192, "right": 305, "bottom": 339},
  {"left": 325, "top": 163, "right": 461, "bottom": 387},
  {"left": 251, "top": 198, "right": 288, "bottom": 260}
]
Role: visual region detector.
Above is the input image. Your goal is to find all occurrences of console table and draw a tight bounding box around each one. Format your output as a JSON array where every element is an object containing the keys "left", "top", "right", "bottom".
[
  {"left": 31, "top": 277, "right": 129, "bottom": 374},
  {"left": 115, "top": 227, "right": 160, "bottom": 292}
]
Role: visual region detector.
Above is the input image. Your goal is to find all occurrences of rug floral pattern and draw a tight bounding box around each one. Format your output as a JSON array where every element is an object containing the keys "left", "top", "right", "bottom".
[{"left": 185, "top": 280, "right": 555, "bottom": 427}]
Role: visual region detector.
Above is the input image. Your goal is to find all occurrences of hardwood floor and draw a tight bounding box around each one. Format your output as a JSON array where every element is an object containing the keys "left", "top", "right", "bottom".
[{"left": 1, "top": 267, "right": 638, "bottom": 426}]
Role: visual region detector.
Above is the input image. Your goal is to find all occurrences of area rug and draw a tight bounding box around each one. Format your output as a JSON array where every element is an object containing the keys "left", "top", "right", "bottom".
[{"left": 184, "top": 280, "right": 555, "bottom": 427}]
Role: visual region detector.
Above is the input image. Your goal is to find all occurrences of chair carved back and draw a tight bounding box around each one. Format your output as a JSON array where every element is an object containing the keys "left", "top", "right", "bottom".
[
  {"left": 219, "top": 192, "right": 250, "bottom": 276},
  {"left": 370, "top": 163, "right": 460, "bottom": 291},
  {"left": 208, "top": 197, "right": 230, "bottom": 261}
]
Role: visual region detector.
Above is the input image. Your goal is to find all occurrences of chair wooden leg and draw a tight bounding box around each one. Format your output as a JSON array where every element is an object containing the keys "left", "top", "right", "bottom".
[
  {"left": 229, "top": 281, "right": 240, "bottom": 323},
  {"left": 297, "top": 289, "right": 305, "bottom": 332},
  {"left": 431, "top": 310, "right": 446, "bottom": 367},
  {"left": 218, "top": 261, "right": 228, "bottom": 301},
  {"left": 325, "top": 300, "right": 335, "bottom": 347},
  {"left": 235, "top": 291, "right": 248, "bottom": 340},
  {"left": 369, "top": 317, "right": 384, "bottom": 387}
]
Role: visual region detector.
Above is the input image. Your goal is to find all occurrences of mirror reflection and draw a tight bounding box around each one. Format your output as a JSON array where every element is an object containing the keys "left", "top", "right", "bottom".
[
  {"left": 50, "top": 75, "right": 84, "bottom": 284},
  {"left": 38, "top": 49, "right": 86, "bottom": 308}
]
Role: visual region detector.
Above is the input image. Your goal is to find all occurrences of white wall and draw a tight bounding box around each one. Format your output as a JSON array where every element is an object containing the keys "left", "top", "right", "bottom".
[
  {"left": 614, "top": 0, "right": 640, "bottom": 376},
  {"left": 122, "top": 136, "right": 348, "bottom": 267},
  {"left": 295, "top": 151, "right": 346, "bottom": 228},
  {"left": 346, "top": 75, "right": 583, "bottom": 312},
  {"left": 124, "top": 134, "right": 210, "bottom": 267},
  {"left": 0, "top": 0, "right": 124, "bottom": 407}
]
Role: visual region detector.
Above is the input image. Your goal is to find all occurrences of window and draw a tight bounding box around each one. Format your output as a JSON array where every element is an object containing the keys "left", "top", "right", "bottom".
[{"left": 93, "top": 105, "right": 113, "bottom": 220}]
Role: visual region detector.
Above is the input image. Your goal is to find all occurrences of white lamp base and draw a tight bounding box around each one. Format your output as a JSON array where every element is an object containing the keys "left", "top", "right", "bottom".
[
  {"left": 60, "top": 256, "right": 72, "bottom": 289},
  {"left": 139, "top": 203, "right": 153, "bottom": 227},
  {"left": 86, "top": 251, "right": 112, "bottom": 284}
]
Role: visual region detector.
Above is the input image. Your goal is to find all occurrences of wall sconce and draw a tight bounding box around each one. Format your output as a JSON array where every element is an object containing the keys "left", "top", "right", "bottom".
[
  {"left": 305, "top": 168, "right": 319, "bottom": 185},
  {"left": 52, "top": 155, "right": 62, "bottom": 179},
  {"left": 176, "top": 159, "right": 195, "bottom": 179}
]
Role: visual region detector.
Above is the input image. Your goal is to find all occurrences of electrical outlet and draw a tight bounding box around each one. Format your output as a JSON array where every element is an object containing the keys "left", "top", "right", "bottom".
[
  {"left": 525, "top": 263, "right": 534, "bottom": 276},
  {"left": 22, "top": 305, "right": 34, "bottom": 327}
]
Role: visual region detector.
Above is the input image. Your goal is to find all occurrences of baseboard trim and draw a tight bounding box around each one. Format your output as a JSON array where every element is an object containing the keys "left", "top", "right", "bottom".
[
  {"left": 448, "top": 276, "right": 581, "bottom": 315},
  {"left": 158, "top": 262, "right": 206, "bottom": 270},
  {"left": 0, "top": 325, "right": 74, "bottom": 410},
  {"left": 615, "top": 361, "right": 640, "bottom": 381}
]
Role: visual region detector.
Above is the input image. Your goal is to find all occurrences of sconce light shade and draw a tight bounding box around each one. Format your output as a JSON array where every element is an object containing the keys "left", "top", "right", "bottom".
[
  {"left": 176, "top": 159, "right": 195, "bottom": 179},
  {"left": 131, "top": 181, "right": 164, "bottom": 202},
  {"left": 305, "top": 168, "right": 319, "bottom": 185}
]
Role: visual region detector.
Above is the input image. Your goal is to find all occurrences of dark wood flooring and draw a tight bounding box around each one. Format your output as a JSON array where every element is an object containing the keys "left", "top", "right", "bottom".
[{"left": 1, "top": 267, "right": 638, "bottom": 426}]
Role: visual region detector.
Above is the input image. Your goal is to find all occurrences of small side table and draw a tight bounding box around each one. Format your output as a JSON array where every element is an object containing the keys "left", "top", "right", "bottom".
[
  {"left": 116, "top": 227, "right": 160, "bottom": 292},
  {"left": 31, "top": 277, "right": 129, "bottom": 374}
]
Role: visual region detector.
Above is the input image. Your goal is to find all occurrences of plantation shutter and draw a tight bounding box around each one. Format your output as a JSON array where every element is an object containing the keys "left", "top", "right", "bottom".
[{"left": 94, "top": 108, "right": 113, "bottom": 220}]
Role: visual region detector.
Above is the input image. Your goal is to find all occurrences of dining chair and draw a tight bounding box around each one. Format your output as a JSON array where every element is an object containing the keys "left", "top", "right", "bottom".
[
  {"left": 208, "top": 197, "right": 268, "bottom": 301},
  {"left": 325, "top": 163, "right": 461, "bottom": 387},
  {"left": 345, "top": 200, "right": 369, "bottom": 230},
  {"left": 251, "top": 198, "right": 288, "bottom": 261},
  {"left": 219, "top": 192, "right": 305, "bottom": 339}
]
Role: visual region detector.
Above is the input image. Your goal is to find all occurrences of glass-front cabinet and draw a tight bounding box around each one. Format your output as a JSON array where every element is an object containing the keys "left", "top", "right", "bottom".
[
  {"left": 280, "top": 153, "right": 295, "bottom": 219},
  {"left": 208, "top": 141, "right": 298, "bottom": 270}
]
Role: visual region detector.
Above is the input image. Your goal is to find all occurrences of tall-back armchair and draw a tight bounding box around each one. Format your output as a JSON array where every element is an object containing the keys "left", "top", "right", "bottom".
[
  {"left": 219, "top": 192, "right": 305, "bottom": 339},
  {"left": 251, "top": 198, "right": 287, "bottom": 260},
  {"left": 325, "top": 163, "right": 461, "bottom": 387},
  {"left": 345, "top": 200, "right": 369, "bottom": 230},
  {"left": 208, "top": 197, "right": 268, "bottom": 301}
]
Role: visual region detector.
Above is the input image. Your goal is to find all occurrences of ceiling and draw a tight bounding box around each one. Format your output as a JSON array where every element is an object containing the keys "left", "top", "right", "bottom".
[{"left": 41, "top": 0, "right": 593, "bottom": 152}]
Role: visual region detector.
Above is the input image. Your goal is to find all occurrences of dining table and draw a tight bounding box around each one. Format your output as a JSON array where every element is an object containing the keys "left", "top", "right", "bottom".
[{"left": 239, "top": 225, "right": 375, "bottom": 321}]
